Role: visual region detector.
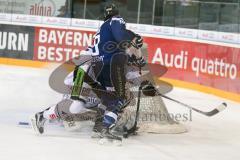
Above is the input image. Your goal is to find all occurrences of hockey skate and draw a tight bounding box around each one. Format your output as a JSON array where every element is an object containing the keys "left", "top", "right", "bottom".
[
  {"left": 91, "top": 118, "right": 104, "bottom": 138},
  {"left": 30, "top": 112, "right": 47, "bottom": 134},
  {"left": 98, "top": 125, "right": 123, "bottom": 146},
  {"left": 91, "top": 108, "right": 104, "bottom": 138}
]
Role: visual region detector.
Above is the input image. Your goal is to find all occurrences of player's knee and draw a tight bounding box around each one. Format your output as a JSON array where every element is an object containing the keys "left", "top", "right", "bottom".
[
  {"left": 69, "top": 100, "right": 87, "bottom": 114},
  {"left": 64, "top": 71, "right": 74, "bottom": 86}
]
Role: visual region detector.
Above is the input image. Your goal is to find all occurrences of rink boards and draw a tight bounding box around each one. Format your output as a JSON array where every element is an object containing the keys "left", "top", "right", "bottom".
[{"left": 0, "top": 18, "right": 239, "bottom": 102}]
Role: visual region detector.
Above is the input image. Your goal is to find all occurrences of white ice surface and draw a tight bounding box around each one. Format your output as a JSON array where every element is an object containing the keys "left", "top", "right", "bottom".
[{"left": 0, "top": 64, "right": 239, "bottom": 160}]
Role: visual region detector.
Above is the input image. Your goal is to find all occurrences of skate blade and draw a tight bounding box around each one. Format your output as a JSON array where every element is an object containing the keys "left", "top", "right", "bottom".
[
  {"left": 91, "top": 131, "right": 102, "bottom": 139},
  {"left": 29, "top": 115, "right": 41, "bottom": 135},
  {"left": 98, "top": 138, "right": 122, "bottom": 146}
]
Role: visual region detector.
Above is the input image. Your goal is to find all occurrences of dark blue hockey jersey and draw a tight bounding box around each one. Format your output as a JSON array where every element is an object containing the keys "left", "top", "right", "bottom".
[
  {"left": 92, "top": 16, "right": 134, "bottom": 64},
  {"left": 91, "top": 16, "right": 135, "bottom": 87}
]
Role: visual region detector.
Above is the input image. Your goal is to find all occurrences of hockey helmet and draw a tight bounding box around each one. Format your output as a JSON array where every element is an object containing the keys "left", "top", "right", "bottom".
[{"left": 104, "top": 3, "right": 119, "bottom": 21}]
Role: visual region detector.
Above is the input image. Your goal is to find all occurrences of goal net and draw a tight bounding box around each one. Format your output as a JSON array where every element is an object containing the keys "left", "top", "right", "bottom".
[
  {"left": 117, "top": 44, "right": 187, "bottom": 134},
  {"left": 118, "top": 85, "right": 187, "bottom": 134}
]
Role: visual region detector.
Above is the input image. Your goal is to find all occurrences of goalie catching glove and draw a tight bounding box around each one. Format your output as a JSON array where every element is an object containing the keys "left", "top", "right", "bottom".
[{"left": 141, "top": 81, "right": 157, "bottom": 97}]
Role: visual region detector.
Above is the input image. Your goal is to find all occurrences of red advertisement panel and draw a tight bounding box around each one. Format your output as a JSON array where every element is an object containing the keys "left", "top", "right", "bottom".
[
  {"left": 144, "top": 37, "right": 240, "bottom": 94},
  {"left": 34, "top": 27, "right": 95, "bottom": 62},
  {"left": 33, "top": 26, "right": 240, "bottom": 95}
]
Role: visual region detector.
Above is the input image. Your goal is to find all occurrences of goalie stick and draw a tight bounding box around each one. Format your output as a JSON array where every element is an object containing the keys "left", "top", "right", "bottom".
[{"left": 156, "top": 91, "right": 227, "bottom": 117}]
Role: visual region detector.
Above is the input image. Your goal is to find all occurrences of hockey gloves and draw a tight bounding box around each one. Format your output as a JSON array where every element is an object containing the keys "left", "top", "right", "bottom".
[
  {"left": 141, "top": 81, "right": 157, "bottom": 97},
  {"left": 130, "top": 34, "right": 143, "bottom": 49},
  {"left": 135, "top": 34, "right": 143, "bottom": 49},
  {"left": 128, "top": 55, "right": 146, "bottom": 68}
]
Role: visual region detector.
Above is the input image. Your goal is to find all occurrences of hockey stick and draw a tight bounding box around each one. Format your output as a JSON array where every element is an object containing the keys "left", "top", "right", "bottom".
[
  {"left": 122, "top": 87, "right": 141, "bottom": 138},
  {"left": 18, "top": 122, "right": 30, "bottom": 125},
  {"left": 122, "top": 57, "right": 145, "bottom": 138},
  {"left": 123, "top": 85, "right": 142, "bottom": 138},
  {"left": 156, "top": 91, "right": 227, "bottom": 117}
]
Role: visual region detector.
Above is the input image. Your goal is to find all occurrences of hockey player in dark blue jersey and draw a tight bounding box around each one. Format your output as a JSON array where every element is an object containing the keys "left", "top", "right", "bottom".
[{"left": 83, "top": 3, "right": 144, "bottom": 140}]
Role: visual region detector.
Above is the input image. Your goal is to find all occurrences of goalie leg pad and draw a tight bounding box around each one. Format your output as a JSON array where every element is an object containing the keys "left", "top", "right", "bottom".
[
  {"left": 43, "top": 105, "right": 58, "bottom": 120},
  {"left": 55, "top": 99, "right": 97, "bottom": 122}
]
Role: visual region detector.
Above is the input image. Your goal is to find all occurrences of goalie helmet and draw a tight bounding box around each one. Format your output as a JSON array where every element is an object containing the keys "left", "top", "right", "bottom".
[{"left": 104, "top": 3, "right": 119, "bottom": 21}]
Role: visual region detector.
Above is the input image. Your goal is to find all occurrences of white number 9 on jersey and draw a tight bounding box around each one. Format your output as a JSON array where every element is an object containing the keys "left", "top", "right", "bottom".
[{"left": 92, "top": 32, "right": 100, "bottom": 56}]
